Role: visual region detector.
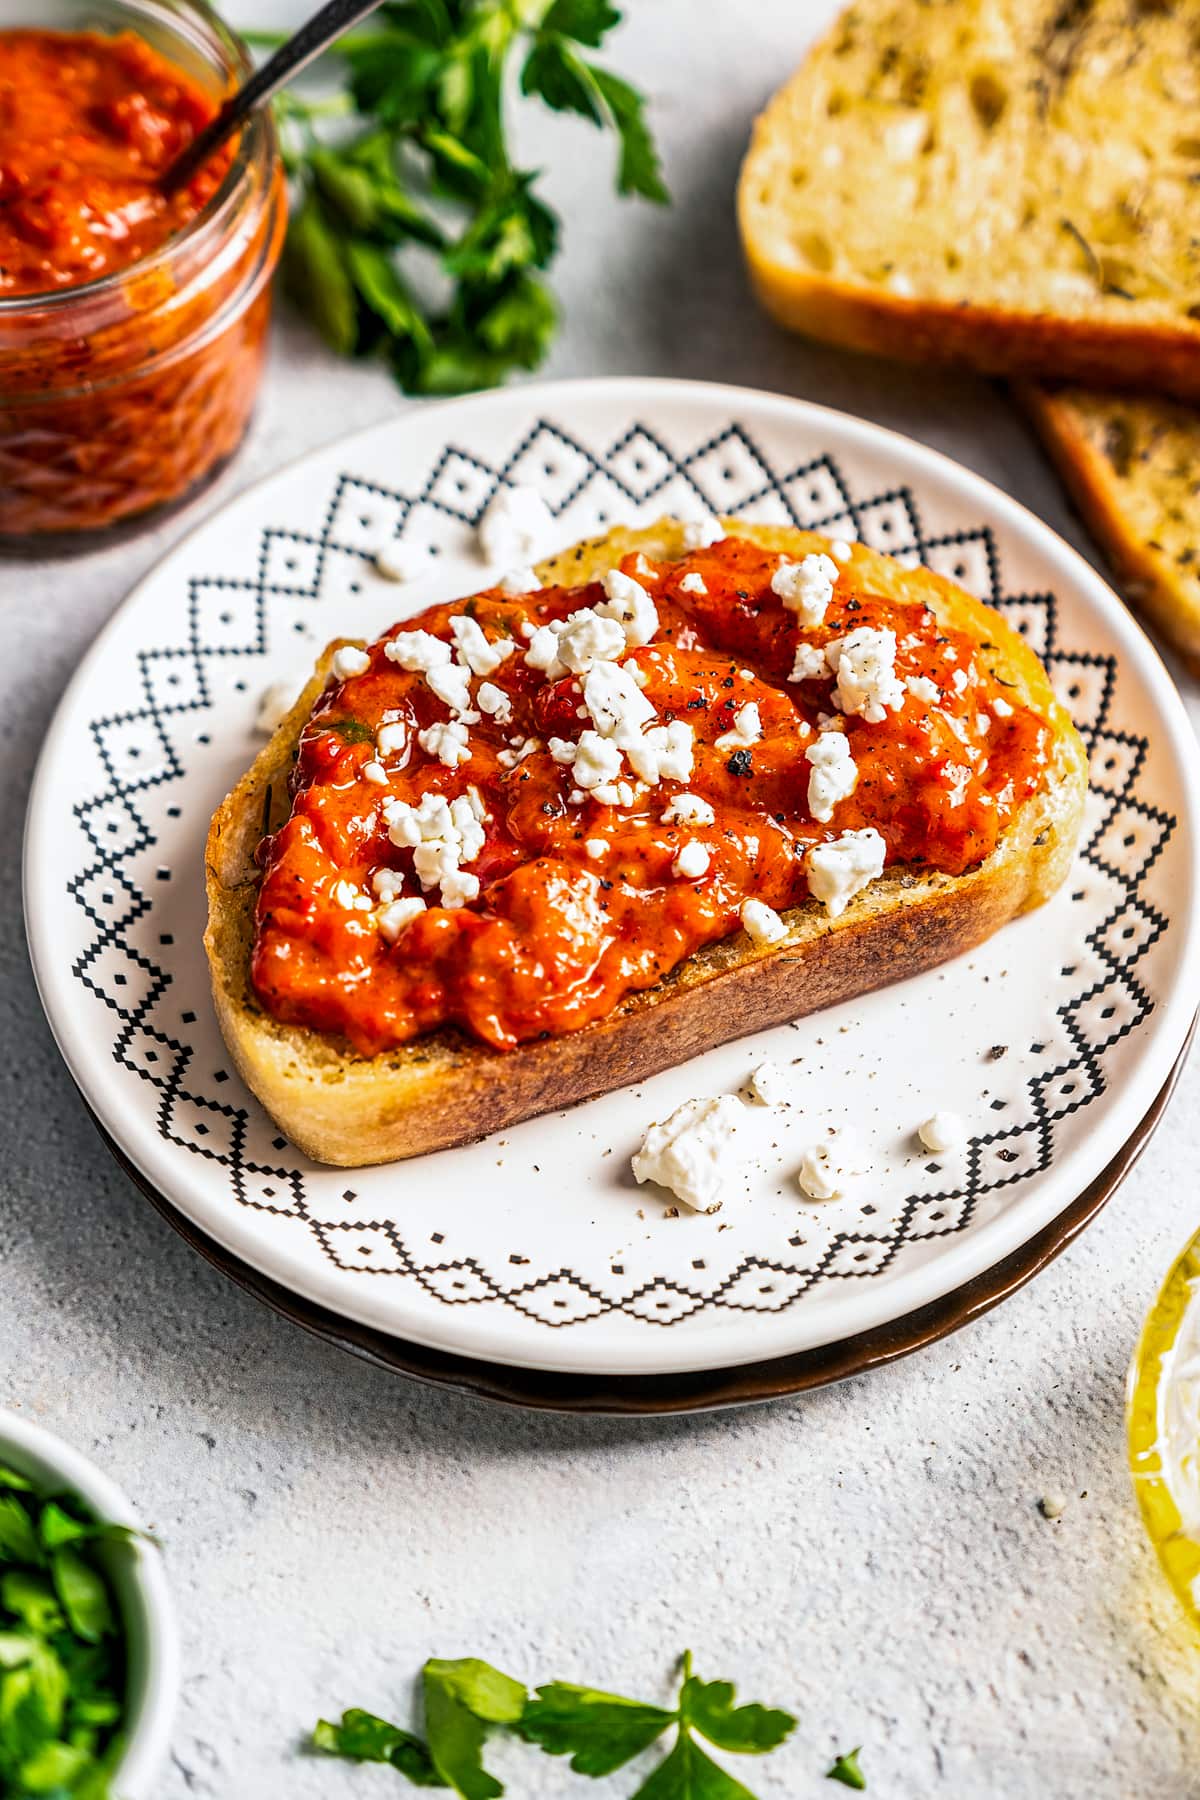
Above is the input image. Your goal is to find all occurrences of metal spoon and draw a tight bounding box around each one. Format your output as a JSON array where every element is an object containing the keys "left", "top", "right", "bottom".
[{"left": 160, "top": 0, "right": 385, "bottom": 194}]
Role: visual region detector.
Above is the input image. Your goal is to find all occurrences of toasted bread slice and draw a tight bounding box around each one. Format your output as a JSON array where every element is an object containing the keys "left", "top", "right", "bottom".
[
  {"left": 204, "top": 519, "right": 1087, "bottom": 1168},
  {"left": 1024, "top": 384, "right": 1200, "bottom": 677},
  {"left": 738, "top": 1, "right": 1200, "bottom": 397}
]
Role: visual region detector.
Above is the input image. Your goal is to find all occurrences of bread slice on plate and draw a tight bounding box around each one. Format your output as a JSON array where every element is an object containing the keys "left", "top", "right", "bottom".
[
  {"left": 1024, "top": 384, "right": 1200, "bottom": 677},
  {"left": 738, "top": 0, "right": 1200, "bottom": 397},
  {"left": 204, "top": 519, "right": 1087, "bottom": 1168}
]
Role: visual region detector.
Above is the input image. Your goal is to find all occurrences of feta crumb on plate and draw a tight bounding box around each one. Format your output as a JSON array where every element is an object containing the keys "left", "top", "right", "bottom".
[
  {"left": 631, "top": 1095, "right": 747, "bottom": 1213},
  {"left": 375, "top": 539, "right": 433, "bottom": 583},
  {"left": 748, "top": 1062, "right": 789, "bottom": 1106},
  {"left": 797, "top": 1144, "right": 844, "bottom": 1201},
  {"left": 918, "top": 1110, "right": 966, "bottom": 1153},
  {"left": 478, "top": 484, "right": 554, "bottom": 566}
]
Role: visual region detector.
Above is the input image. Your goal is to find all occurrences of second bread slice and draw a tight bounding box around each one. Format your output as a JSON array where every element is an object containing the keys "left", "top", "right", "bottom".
[{"left": 738, "top": 0, "right": 1200, "bottom": 398}]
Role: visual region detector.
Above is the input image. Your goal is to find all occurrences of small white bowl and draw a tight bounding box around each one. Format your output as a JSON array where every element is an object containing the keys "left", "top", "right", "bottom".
[{"left": 0, "top": 1409, "right": 179, "bottom": 1800}]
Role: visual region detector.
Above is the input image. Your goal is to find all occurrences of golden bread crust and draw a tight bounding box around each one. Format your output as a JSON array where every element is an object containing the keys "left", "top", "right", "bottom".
[{"left": 204, "top": 519, "right": 1088, "bottom": 1167}]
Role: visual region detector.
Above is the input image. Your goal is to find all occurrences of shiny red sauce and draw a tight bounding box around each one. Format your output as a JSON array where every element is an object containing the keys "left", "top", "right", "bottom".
[
  {"left": 0, "top": 29, "right": 229, "bottom": 296},
  {"left": 252, "top": 537, "right": 1050, "bottom": 1056}
]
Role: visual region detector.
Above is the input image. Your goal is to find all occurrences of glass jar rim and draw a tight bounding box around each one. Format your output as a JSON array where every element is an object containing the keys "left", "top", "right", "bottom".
[{"left": 0, "top": 0, "right": 273, "bottom": 318}]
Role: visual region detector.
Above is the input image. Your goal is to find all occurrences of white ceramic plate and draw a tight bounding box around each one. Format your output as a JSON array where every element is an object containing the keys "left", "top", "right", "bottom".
[{"left": 25, "top": 378, "right": 1200, "bottom": 1376}]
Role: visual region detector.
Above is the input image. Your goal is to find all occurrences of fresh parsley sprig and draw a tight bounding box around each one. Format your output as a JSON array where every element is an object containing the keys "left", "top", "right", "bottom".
[
  {"left": 277, "top": 0, "right": 667, "bottom": 396},
  {"left": 314, "top": 1650, "right": 797, "bottom": 1797}
]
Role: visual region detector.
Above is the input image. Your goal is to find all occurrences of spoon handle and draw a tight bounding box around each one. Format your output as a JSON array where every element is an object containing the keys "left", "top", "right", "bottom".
[{"left": 162, "top": 0, "right": 386, "bottom": 194}]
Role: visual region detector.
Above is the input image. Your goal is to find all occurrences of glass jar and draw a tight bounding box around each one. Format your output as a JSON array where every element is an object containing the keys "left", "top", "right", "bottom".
[{"left": 0, "top": 0, "right": 286, "bottom": 549}]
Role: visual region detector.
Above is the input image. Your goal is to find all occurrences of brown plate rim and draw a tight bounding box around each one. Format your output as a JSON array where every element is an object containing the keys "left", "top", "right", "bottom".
[{"left": 86, "top": 1018, "right": 1193, "bottom": 1415}]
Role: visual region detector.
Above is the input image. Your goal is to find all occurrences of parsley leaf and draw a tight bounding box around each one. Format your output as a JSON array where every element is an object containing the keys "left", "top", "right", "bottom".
[
  {"left": 631, "top": 1732, "right": 758, "bottom": 1800},
  {"left": 423, "top": 1658, "right": 526, "bottom": 1799},
  {"left": 274, "top": 0, "right": 666, "bottom": 394},
  {"left": 827, "top": 1746, "right": 867, "bottom": 1789},
  {"left": 313, "top": 1708, "right": 447, "bottom": 1785},
  {"left": 679, "top": 1675, "right": 796, "bottom": 1755},
  {"left": 518, "top": 1682, "right": 677, "bottom": 1776}
]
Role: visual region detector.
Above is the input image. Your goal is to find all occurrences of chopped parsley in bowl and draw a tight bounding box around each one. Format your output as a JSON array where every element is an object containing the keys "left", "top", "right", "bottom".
[{"left": 0, "top": 1412, "right": 178, "bottom": 1799}]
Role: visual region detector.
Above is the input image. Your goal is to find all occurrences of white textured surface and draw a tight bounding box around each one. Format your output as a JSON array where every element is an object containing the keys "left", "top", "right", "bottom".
[{"left": 4, "top": 1, "right": 1200, "bottom": 1792}]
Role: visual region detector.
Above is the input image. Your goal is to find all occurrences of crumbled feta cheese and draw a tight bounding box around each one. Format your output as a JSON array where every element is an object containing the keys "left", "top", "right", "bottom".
[
  {"left": 951, "top": 667, "right": 969, "bottom": 694},
  {"left": 254, "top": 681, "right": 295, "bottom": 736},
  {"left": 805, "top": 730, "right": 858, "bottom": 823},
  {"left": 332, "top": 879, "right": 373, "bottom": 912},
  {"left": 554, "top": 607, "right": 628, "bottom": 675},
  {"left": 593, "top": 779, "right": 638, "bottom": 809},
  {"left": 499, "top": 566, "right": 539, "bottom": 594},
  {"left": 440, "top": 868, "right": 480, "bottom": 908},
  {"left": 450, "top": 615, "right": 516, "bottom": 677},
  {"left": 376, "top": 895, "right": 426, "bottom": 942},
  {"left": 371, "top": 867, "right": 406, "bottom": 902},
  {"left": 633, "top": 554, "right": 657, "bottom": 579},
  {"left": 566, "top": 730, "right": 625, "bottom": 792},
  {"left": 362, "top": 761, "right": 389, "bottom": 786},
  {"left": 714, "top": 702, "right": 762, "bottom": 752},
  {"left": 631, "top": 1094, "right": 747, "bottom": 1213},
  {"left": 907, "top": 675, "right": 940, "bottom": 705},
  {"left": 524, "top": 621, "right": 568, "bottom": 680},
  {"left": 427, "top": 661, "right": 477, "bottom": 718},
  {"left": 918, "top": 1111, "right": 966, "bottom": 1153},
  {"left": 976, "top": 712, "right": 992, "bottom": 735},
  {"left": 376, "top": 721, "right": 408, "bottom": 758},
  {"left": 749, "top": 1061, "right": 788, "bottom": 1106},
  {"left": 771, "top": 552, "right": 839, "bottom": 626},
  {"left": 826, "top": 627, "right": 905, "bottom": 722},
  {"left": 385, "top": 630, "right": 453, "bottom": 673},
  {"left": 597, "top": 569, "right": 658, "bottom": 648},
  {"left": 680, "top": 514, "right": 725, "bottom": 550},
  {"left": 807, "top": 827, "right": 887, "bottom": 917},
  {"left": 332, "top": 644, "right": 370, "bottom": 681},
  {"left": 829, "top": 539, "right": 854, "bottom": 563},
  {"left": 789, "top": 641, "right": 829, "bottom": 683},
  {"left": 797, "top": 1144, "right": 844, "bottom": 1201},
  {"left": 662, "top": 792, "right": 716, "bottom": 826},
  {"left": 992, "top": 695, "right": 1014, "bottom": 718},
  {"left": 679, "top": 572, "right": 708, "bottom": 596},
  {"left": 585, "top": 838, "right": 607, "bottom": 860},
  {"left": 497, "top": 736, "right": 541, "bottom": 769},
  {"left": 383, "top": 790, "right": 487, "bottom": 907},
  {"left": 673, "top": 840, "right": 710, "bottom": 880},
  {"left": 740, "top": 899, "right": 787, "bottom": 946},
  {"left": 476, "top": 681, "right": 512, "bottom": 724},
  {"left": 418, "top": 719, "right": 471, "bottom": 768},
  {"left": 478, "top": 484, "right": 553, "bottom": 566},
  {"left": 582, "top": 660, "right": 656, "bottom": 739},
  {"left": 375, "top": 539, "right": 432, "bottom": 583},
  {"left": 624, "top": 720, "right": 694, "bottom": 785}
]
